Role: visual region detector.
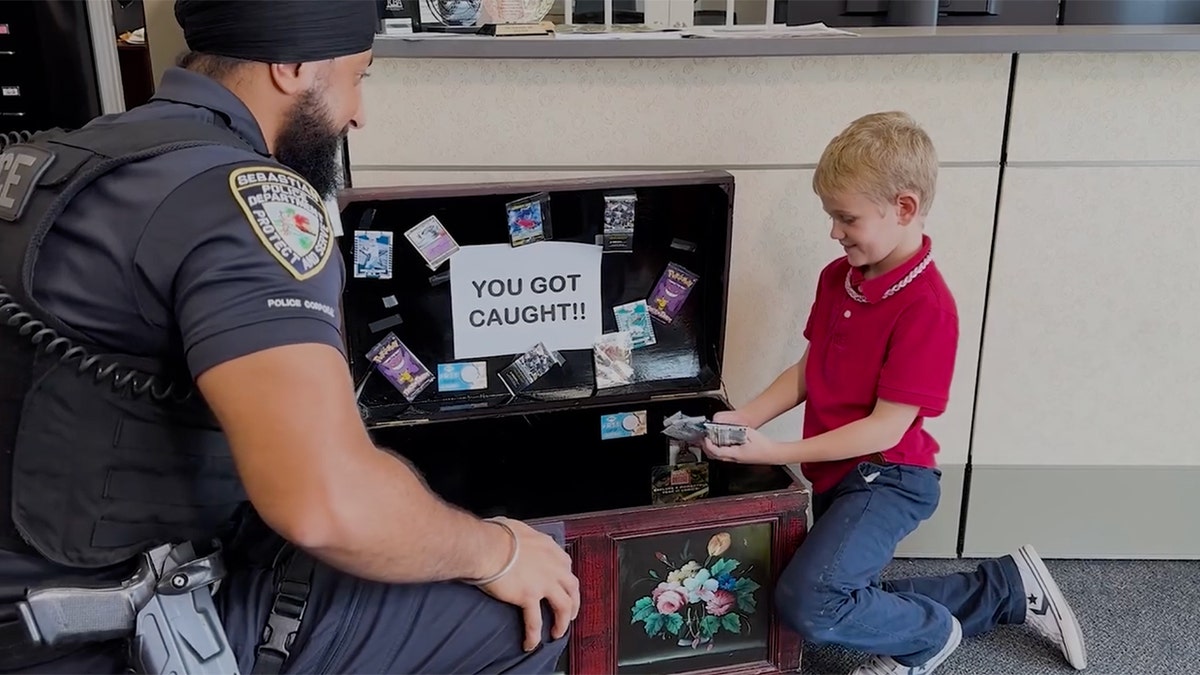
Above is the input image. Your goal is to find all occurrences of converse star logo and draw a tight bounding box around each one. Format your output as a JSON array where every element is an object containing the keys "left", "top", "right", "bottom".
[{"left": 1028, "top": 592, "right": 1050, "bottom": 616}]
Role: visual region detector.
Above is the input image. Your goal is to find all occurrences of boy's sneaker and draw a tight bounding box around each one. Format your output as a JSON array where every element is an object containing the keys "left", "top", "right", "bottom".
[
  {"left": 1012, "top": 544, "right": 1088, "bottom": 670},
  {"left": 850, "top": 615, "right": 962, "bottom": 675}
]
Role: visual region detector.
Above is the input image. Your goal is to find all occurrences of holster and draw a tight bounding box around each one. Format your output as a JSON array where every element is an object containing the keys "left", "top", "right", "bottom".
[{"left": 0, "top": 542, "right": 240, "bottom": 675}]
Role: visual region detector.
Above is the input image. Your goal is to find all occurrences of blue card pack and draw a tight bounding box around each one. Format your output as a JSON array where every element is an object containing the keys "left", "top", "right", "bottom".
[
  {"left": 353, "top": 230, "right": 393, "bottom": 279},
  {"left": 437, "top": 361, "right": 488, "bottom": 392},
  {"left": 600, "top": 410, "right": 648, "bottom": 440}
]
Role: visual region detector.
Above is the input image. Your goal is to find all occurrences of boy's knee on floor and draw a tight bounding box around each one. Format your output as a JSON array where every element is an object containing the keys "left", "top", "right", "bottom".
[{"left": 774, "top": 572, "right": 853, "bottom": 642}]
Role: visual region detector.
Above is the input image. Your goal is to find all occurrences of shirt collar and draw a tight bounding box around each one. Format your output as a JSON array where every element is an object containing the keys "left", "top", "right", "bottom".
[
  {"left": 847, "top": 235, "right": 933, "bottom": 304},
  {"left": 151, "top": 67, "right": 270, "bottom": 157}
]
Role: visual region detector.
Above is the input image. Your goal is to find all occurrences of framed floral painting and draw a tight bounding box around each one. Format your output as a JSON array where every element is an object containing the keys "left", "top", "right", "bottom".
[{"left": 615, "top": 522, "right": 773, "bottom": 674}]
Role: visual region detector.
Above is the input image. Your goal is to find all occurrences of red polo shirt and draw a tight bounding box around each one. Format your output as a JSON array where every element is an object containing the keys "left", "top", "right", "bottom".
[{"left": 800, "top": 235, "right": 959, "bottom": 494}]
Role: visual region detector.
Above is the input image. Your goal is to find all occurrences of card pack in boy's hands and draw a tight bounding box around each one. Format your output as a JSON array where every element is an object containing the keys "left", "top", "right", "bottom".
[
  {"left": 662, "top": 411, "right": 709, "bottom": 444},
  {"left": 353, "top": 230, "right": 393, "bottom": 279},
  {"left": 593, "top": 331, "right": 634, "bottom": 389},
  {"left": 505, "top": 192, "right": 551, "bottom": 247},
  {"left": 366, "top": 332, "right": 433, "bottom": 401},
  {"left": 404, "top": 215, "right": 460, "bottom": 270},
  {"left": 499, "top": 341, "right": 565, "bottom": 392},
  {"left": 705, "top": 422, "right": 748, "bottom": 446},
  {"left": 437, "top": 361, "right": 488, "bottom": 392},
  {"left": 647, "top": 262, "right": 699, "bottom": 324},
  {"left": 613, "top": 300, "right": 657, "bottom": 349},
  {"left": 650, "top": 462, "right": 710, "bottom": 505}
]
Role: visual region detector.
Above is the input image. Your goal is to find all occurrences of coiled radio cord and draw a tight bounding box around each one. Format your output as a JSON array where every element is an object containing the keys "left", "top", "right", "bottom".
[
  {"left": 0, "top": 280, "right": 193, "bottom": 403},
  {"left": 0, "top": 130, "right": 33, "bottom": 150}
]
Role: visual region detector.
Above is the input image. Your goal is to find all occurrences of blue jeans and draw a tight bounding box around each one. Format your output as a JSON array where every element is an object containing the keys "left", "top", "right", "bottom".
[{"left": 775, "top": 462, "right": 1027, "bottom": 666}]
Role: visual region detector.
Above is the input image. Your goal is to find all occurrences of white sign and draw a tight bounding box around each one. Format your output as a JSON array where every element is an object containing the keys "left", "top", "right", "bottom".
[{"left": 450, "top": 242, "right": 603, "bottom": 360}]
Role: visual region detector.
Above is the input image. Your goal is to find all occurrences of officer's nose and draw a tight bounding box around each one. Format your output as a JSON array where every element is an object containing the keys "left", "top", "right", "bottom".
[{"left": 348, "top": 107, "right": 366, "bottom": 131}]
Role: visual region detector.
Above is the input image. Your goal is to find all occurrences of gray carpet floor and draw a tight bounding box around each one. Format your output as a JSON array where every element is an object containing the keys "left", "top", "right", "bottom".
[{"left": 800, "top": 556, "right": 1200, "bottom": 675}]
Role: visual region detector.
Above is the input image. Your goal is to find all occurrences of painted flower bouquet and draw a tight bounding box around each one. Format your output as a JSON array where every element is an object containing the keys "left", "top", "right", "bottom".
[{"left": 629, "top": 532, "right": 761, "bottom": 648}]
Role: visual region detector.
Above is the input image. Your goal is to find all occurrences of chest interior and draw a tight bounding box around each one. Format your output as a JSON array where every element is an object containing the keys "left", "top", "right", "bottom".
[{"left": 335, "top": 172, "right": 801, "bottom": 523}]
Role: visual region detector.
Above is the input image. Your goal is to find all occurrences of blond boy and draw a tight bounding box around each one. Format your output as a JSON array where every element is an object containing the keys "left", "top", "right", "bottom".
[{"left": 703, "top": 112, "right": 1087, "bottom": 674}]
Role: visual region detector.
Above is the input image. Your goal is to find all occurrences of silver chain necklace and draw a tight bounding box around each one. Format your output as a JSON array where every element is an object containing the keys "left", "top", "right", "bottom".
[{"left": 844, "top": 251, "right": 933, "bottom": 304}]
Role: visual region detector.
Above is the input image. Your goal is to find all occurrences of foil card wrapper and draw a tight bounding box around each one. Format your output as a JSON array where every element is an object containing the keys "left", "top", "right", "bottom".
[
  {"left": 600, "top": 410, "right": 648, "bottom": 440},
  {"left": 594, "top": 331, "right": 634, "bottom": 389},
  {"left": 662, "top": 411, "right": 709, "bottom": 444},
  {"left": 647, "top": 262, "right": 699, "bottom": 324},
  {"left": 601, "top": 190, "right": 636, "bottom": 252},
  {"left": 704, "top": 421, "right": 748, "bottom": 446},
  {"left": 651, "top": 462, "right": 710, "bottom": 505},
  {"left": 499, "top": 341, "right": 565, "bottom": 392},
  {"left": 366, "top": 332, "right": 433, "bottom": 402},
  {"left": 506, "top": 192, "right": 552, "bottom": 247},
  {"left": 437, "top": 361, "right": 488, "bottom": 392},
  {"left": 612, "top": 299, "right": 657, "bottom": 349}
]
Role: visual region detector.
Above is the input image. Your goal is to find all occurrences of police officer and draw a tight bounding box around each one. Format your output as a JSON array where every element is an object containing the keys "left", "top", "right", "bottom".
[{"left": 0, "top": 1, "right": 578, "bottom": 672}]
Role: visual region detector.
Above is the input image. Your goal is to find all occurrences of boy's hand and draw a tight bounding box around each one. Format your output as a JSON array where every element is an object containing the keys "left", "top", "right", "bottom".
[
  {"left": 713, "top": 409, "right": 756, "bottom": 428},
  {"left": 701, "top": 428, "right": 786, "bottom": 465}
]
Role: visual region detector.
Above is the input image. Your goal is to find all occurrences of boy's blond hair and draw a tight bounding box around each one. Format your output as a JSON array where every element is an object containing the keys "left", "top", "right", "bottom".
[{"left": 813, "top": 111, "right": 938, "bottom": 216}]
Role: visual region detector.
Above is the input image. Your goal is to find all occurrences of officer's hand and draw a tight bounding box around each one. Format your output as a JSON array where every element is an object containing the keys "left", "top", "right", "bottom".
[{"left": 477, "top": 517, "right": 579, "bottom": 652}]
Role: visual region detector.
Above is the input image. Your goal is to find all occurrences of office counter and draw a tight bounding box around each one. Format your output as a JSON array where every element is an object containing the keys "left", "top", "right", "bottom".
[
  {"left": 371, "top": 23, "right": 1200, "bottom": 59},
  {"left": 347, "top": 26, "right": 1200, "bottom": 560}
]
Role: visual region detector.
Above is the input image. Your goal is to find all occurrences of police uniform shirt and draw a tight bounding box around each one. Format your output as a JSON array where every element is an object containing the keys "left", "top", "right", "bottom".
[{"left": 32, "top": 67, "right": 346, "bottom": 381}]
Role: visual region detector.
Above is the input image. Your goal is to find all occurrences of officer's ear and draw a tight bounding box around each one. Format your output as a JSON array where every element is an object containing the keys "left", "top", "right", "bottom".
[{"left": 267, "top": 62, "right": 323, "bottom": 96}]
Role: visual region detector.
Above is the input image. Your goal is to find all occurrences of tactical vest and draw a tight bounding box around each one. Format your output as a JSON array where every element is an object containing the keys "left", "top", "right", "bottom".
[{"left": 0, "top": 120, "right": 257, "bottom": 570}]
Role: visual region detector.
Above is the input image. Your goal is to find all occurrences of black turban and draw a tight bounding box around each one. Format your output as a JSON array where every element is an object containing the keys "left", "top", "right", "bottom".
[{"left": 175, "top": 0, "right": 378, "bottom": 63}]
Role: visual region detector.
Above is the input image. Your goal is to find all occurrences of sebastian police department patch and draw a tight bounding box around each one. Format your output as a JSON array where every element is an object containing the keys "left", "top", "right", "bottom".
[{"left": 229, "top": 166, "right": 334, "bottom": 281}]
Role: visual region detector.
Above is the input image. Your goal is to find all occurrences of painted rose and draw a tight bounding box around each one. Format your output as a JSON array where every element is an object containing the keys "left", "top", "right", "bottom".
[
  {"left": 667, "top": 560, "right": 700, "bottom": 584},
  {"left": 707, "top": 532, "right": 731, "bottom": 557},
  {"left": 682, "top": 568, "right": 719, "bottom": 603},
  {"left": 652, "top": 581, "right": 688, "bottom": 614},
  {"left": 706, "top": 589, "right": 736, "bottom": 616}
]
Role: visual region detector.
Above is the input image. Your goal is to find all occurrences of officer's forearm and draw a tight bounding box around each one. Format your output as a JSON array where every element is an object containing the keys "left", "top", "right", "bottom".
[{"left": 296, "top": 445, "right": 509, "bottom": 584}]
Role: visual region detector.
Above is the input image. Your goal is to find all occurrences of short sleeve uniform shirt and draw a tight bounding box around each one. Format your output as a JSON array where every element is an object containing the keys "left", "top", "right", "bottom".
[
  {"left": 31, "top": 67, "right": 346, "bottom": 380},
  {"left": 801, "top": 235, "right": 959, "bottom": 494}
]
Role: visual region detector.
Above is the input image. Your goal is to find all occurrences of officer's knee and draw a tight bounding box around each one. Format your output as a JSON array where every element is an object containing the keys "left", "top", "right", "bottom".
[{"left": 774, "top": 555, "right": 854, "bottom": 644}]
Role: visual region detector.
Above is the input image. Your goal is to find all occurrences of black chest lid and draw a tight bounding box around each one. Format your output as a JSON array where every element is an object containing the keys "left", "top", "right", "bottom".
[{"left": 336, "top": 171, "right": 735, "bottom": 427}]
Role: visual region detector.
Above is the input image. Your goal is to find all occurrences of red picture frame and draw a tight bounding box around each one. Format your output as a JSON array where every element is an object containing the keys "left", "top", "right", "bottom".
[{"left": 540, "top": 477, "right": 809, "bottom": 675}]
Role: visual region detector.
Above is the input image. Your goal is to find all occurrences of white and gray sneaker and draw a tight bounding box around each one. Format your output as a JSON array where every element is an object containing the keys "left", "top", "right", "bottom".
[
  {"left": 1013, "top": 544, "right": 1088, "bottom": 670},
  {"left": 850, "top": 616, "right": 962, "bottom": 675}
]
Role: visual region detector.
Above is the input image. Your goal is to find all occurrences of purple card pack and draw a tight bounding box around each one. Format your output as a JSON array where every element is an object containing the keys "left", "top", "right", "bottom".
[
  {"left": 646, "top": 262, "right": 699, "bottom": 324},
  {"left": 366, "top": 332, "right": 433, "bottom": 401}
]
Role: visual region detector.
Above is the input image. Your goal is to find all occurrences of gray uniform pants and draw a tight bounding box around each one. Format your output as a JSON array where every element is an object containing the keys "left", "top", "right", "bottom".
[{"left": 10, "top": 555, "right": 569, "bottom": 674}]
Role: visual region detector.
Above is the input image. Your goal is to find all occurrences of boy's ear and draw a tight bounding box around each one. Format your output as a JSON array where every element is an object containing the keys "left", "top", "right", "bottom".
[{"left": 895, "top": 192, "right": 920, "bottom": 226}]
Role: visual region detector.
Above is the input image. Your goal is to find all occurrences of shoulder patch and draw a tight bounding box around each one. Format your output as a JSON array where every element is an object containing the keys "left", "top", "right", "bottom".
[{"left": 228, "top": 166, "right": 334, "bottom": 281}]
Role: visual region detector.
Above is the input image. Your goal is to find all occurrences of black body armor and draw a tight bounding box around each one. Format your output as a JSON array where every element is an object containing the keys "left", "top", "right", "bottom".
[{"left": 0, "top": 121, "right": 255, "bottom": 570}]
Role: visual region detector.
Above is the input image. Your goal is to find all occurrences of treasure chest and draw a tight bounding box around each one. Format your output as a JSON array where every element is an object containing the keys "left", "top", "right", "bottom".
[{"left": 335, "top": 171, "right": 810, "bottom": 675}]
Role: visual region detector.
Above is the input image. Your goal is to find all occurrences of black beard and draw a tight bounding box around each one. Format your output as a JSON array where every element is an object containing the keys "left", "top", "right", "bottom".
[{"left": 274, "top": 88, "right": 346, "bottom": 199}]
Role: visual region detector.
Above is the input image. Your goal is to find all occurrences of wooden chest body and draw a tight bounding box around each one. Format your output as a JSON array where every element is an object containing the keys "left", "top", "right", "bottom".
[{"left": 337, "top": 171, "right": 810, "bottom": 674}]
